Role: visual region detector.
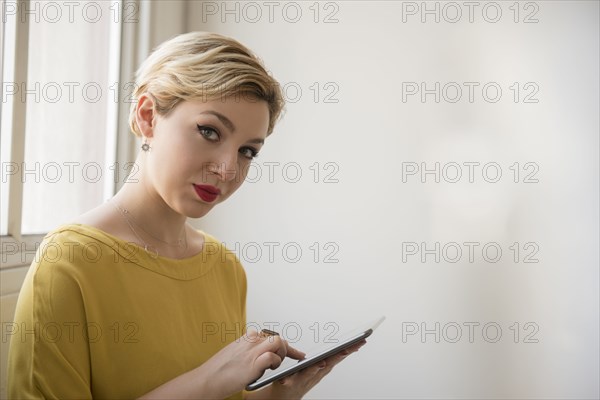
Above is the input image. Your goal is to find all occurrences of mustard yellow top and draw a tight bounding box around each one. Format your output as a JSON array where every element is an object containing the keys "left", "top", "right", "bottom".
[{"left": 8, "top": 224, "right": 247, "bottom": 399}]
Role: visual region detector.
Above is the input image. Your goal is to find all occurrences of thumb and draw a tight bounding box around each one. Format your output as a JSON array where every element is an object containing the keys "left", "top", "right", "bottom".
[{"left": 255, "top": 351, "right": 283, "bottom": 371}]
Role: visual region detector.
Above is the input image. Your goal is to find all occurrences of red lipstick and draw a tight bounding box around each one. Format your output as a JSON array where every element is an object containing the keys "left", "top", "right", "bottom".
[{"left": 193, "top": 184, "right": 221, "bottom": 203}]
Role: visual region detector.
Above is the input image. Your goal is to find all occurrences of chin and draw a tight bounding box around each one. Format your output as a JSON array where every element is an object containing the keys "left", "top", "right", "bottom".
[
  {"left": 188, "top": 210, "right": 211, "bottom": 219},
  {"left": 186, "top": 203, "right": 216, "bottom": 219}
]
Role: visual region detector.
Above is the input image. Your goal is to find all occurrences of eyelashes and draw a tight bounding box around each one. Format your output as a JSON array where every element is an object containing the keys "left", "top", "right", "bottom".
[
  {"left": 240, "top": 147, "right": 259, "bottom": 159},
  {"left": 197, "top": 124, "right": 260, "bottom": 160},
  {"left": 197, "top": 125, "right": 219, "bottom": 141}
]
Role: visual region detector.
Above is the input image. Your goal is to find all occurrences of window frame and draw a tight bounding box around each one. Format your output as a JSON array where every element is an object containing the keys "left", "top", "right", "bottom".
[{"left": 0, "top": 0, "right": 148, "bottom": 271}]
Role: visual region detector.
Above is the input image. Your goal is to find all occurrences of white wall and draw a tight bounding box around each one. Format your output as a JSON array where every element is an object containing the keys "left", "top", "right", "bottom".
[{"left": 186, "top": 1, "right": 599, "bottom": 398}]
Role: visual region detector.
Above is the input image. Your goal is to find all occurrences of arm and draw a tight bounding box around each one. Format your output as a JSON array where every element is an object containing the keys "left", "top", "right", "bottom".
[
  {"left": 8, "top": 236, "right": 93, "bottom": 399},
  {"left": 138, "top": 331, "right": 307, "bottom": 399},
  {"left": 136, "top": 362, "right": 226, "bottom": 399}
]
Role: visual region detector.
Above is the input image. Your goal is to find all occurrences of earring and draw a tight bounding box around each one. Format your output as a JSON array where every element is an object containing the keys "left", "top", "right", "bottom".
[{"left": 141, "top": 139, "right": 151, "bottom": 152}]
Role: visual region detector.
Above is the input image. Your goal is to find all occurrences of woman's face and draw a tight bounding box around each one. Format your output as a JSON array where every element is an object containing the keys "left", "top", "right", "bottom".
[{"left": 138, "top": 95, "right": 270, "bottom": 218}]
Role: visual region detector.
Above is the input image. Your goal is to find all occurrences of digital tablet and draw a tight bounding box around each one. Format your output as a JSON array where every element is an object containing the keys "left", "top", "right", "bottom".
[{"left": 245, "top": 316, "right": 386, "bottom": 391}]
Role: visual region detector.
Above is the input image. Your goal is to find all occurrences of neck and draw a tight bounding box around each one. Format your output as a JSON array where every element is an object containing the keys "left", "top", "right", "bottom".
[{"left": 112, "top": 159, "right": 188, "bottom": 244}]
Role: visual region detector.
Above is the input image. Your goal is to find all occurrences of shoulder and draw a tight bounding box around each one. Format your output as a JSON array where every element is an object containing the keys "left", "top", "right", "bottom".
[
  {"left": 200, "top": 231, "right": 241, "bottom": 262},
  {"left": 30, "top": 223, "right": 137, "bottom": 285},
  {"left": 19, "top": 225, "right": 95, "bottom": 313},
  {"left": 39, "top": 223, "right": 124, "bottom": 255},
  {"left": 36, "top": 224, "right": 106, "bottom": 262},
  {"left": 198, "top": 231, "right": 246, "bottom": 279}
]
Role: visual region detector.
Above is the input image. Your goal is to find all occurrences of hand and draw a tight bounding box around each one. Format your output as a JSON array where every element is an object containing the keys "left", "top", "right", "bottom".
[
  {"left": 247, "top": 339, "right": 367, "bottom": 400},
  {"left": 199, "top": 330, "right": 306, "bottom": 398},
  {"left": 137, "top": 330, "right": 306, "bottom": 399}
]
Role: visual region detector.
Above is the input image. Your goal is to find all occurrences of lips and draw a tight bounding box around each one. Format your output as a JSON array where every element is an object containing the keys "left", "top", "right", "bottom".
[{"left": 193, "top": 184, "right": 221, "bottom": 203}]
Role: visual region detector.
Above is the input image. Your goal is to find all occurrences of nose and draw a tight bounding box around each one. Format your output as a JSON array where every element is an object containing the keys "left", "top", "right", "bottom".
[{"left": 209, "top": 151, "right": 238, "bottom": 182}]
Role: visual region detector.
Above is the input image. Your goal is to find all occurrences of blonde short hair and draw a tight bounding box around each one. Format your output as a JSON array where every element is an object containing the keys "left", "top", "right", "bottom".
[{"left": 128, "top": 31, "right": 284, "bottom": 136}]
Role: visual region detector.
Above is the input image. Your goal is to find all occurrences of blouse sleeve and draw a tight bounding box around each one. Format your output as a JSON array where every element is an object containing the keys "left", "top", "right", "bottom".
[{"left": 8, "top": 232, "right": 93, "bottom": 399}]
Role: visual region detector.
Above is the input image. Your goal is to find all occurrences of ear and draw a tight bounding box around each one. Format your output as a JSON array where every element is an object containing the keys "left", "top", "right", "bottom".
[{"left": 135, "top": 93, "right": 156, "bottom": 139}]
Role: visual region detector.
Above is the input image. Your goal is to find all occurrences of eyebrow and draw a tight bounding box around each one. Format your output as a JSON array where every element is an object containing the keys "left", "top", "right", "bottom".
[
  {"left": 247, "top": 138, "right": 265, "bottom": 145},
  {"left": 199, "top": 111, "right": 236, "bottom": 132},
  {"left": 199, "top": 110, "right": 265, "bottom": 145}
]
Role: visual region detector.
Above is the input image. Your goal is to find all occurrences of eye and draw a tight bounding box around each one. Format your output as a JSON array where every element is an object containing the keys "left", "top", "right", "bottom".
[
  {"left": 197, "top": 125, "right": 220, "bottom": 141},
  {"left": 239, "top": 147, "right": 259, "bottom": 160}
]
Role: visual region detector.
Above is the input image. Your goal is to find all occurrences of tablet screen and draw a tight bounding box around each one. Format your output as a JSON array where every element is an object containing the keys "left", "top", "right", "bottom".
[{"left": 246, "top": 316, "right": 385, "bottom": 391}]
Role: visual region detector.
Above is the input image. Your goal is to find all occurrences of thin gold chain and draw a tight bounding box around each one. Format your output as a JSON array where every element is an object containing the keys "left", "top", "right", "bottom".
[
  {"left": 119, "top": 202, "right": 188, "bottom": 247},
  {"left": 110, "top": 199, "right": 188, "bottom": 258}
]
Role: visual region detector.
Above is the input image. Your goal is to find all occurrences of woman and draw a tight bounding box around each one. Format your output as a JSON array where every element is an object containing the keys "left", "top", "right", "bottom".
[{"left": 7, "top": 31, "right": 364, "bottom": 399}]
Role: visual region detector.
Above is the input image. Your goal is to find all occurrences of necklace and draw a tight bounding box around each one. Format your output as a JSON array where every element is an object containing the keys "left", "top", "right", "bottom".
[{"left": 110, "top": 199, "right": 188, "bottom": 259}]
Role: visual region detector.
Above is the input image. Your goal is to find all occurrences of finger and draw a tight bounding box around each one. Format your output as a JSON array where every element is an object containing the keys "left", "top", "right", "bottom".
[
  {"left": 258, "top": 335, "right": 287, "bottom": 362},
  {"left": 304, "top": 361, "right": 329, "bottom": 385},
  {"left": 302, "top": 360, "right": 327, "bottom": 378},
  {"left": 255, "top": 351, "right": 283, "bottom": 371},
  {"left": 273, "top": 357, "right": 321, "bottom": 387},
  {"left": 337, "top": 340, "right": 367, "bottom": 356},
  {"left": 348, "top": 339, "right": 367, "bottom": 351},
  {"left": 285, "top": 342, "right": 306, "bottom": 360},
  {"left": 244, "top": 329, "right": 263, "bottom": 344},
  {"left": 323, "top": 344, "right": 363, "bottom": 368},
  {"left": 322, "top": 353, "right": 346, "bottom": 369},
  {"left": 280, "top": 361, "right": 328, "bottom": 390},
  {"left": 338, "top": 342, "right": 364, "bottom": 358},
  {"left": 326, "top": 340, "right": 365, "bottom": 359}
]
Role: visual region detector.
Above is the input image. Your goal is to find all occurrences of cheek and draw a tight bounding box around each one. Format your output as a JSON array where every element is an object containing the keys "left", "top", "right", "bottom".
[
  {"left": 237, "top": 160, "right": 255, "bottom": 184},
  {"left": 238, "top": 160, "right": 251, "bottom": 180},
  {"left": 157, "top": 148, "right": 185, "bottom": 170},
  {"left": 150, "top": 139, "right": 195, "bottom": 185},
  {"left": 222, "top": 161, "right": 251, "bottom": 194}
]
